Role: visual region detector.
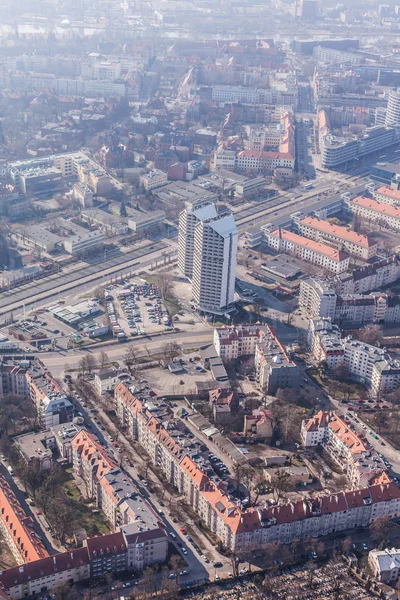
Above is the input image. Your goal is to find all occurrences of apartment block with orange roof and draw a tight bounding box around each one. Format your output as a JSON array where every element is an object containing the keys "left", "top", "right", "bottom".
[
  {"left": 71, "top": 429, "right": 118, "bottom": 499},
  {"left": 114, "top": 383, "right": 400, "bottom": 552},
  {"left": 348, "top": 195, "right": 400, "bottom": 231},
  {"left": 263, "top": 228, "right": 350, "bottom": 274},
  {"left": 374, "top": 185, "right": 400, "bottom": 207},
  {"left": 298, "top": 215, "right": 378, "bottom": 260},
  {"left": 0, "top": 474, "right": 48, "bottom": 565},
  {"left": 301, "top": 411, "right": 388, "bottom": 488}
]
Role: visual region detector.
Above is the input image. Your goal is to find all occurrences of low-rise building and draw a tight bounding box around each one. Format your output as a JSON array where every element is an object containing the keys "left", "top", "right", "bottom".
[
  {"left": 243, "top": 408, "right": 274, "bottom": 441},
  {"left": 94, "top": 369, "right": 122, "bottom": 395},
  {"left": 140, "top": 169, "right": 168, "bottom": 191},
  {"left": 369, "top": 548, "right": 400, "bottom": 584},
  {"left": 263, "top": 228, "right": 350, "bottom": 274},
  {"left": 297, "top": 215, "right": 377, "bottom": 260}
]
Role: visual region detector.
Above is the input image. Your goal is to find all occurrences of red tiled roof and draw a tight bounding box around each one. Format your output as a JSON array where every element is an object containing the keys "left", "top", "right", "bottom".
[
  {"left": 300, "top": 216, "right": 375, "bottom": 247},
  {"left": 351, "top": 196, "right": 400, "bottom": 219},
  {"left": 0, "top": 548, "right": 89, "bottom": 591},
  {"left": 269, "top": 229, "right": 349, "bottom": 262}
]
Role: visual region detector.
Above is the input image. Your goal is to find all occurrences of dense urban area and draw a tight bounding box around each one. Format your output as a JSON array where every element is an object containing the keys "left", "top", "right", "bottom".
[{"left": 2, "top": 0, "right": 400, "bottom": 599}]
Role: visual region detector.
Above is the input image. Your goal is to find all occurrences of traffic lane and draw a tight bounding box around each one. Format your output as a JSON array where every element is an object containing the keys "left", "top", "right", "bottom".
[{"left": 0, "top": 241, "right": 171, "bottom": 316}]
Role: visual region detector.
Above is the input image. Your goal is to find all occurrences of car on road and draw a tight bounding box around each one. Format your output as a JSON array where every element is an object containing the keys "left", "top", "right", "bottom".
[{"left": 182, "top": 547, "right": 188, "bottom": 555}]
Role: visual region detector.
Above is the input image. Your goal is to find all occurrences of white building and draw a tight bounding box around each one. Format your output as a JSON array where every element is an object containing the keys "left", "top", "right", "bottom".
[
  {"left": 94, "top": 369, "right": 122, "bottom": 395},
  {"left": 374, "top": 185, "right": 400, "bottom": 206},
  {"left": 385, "top": 88, "right": 400, "bottom": 126},
  {"left": 263, "top": 228, "right": 350, "bottom": 274},
  {"left": 178, "top": 201, "right": 217, "bottom": 279},
  {"left": 301, "top": 411, "right": 387, "bottom": 489},
  {"left": 300, "top": 277, "right": 400, "bottom": 325},
  {"left": 192, "top": 213, "right": 238, "bottom": 315},
  {"left": 63, "top": 230, "right": 106, "bottom": 255},
  {"left": 140, "top": 169, "right": 168, "bottom": 191},
  {"left": 213, "top": 324, "right": 262, "bottom": 361},
  {"left": 212, "top": 148, "right": 237, "bottom": 171},
  {"left": 369, "top": 548, "right": 400, "bottom": 584},
  {"left": 348, "top": 195, "right": 400, "bottom": 231},
  {"left": 211, "top": 86, "right": 259, "bottom": 103},
  {"left": 298, "top": 215, "right": 377, "bottom": 260}
]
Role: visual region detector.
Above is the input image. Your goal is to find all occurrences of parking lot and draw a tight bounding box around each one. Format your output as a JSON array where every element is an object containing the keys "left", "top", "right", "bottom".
[{"left": 106, "top": 279, "right": 172, "bottom": 338}]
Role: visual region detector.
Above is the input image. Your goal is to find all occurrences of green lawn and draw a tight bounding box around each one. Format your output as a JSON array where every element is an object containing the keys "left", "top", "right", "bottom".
[{"left": 63, "top": 479, "right": 110, "bottom": 536}]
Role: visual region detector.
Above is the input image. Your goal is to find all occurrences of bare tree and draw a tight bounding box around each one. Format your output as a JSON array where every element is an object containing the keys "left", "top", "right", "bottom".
[
  {"left": 355, "top": 323, "right": 383, "bottom": 347},
  {"left": 156, "top": 272, "right": 175, "bottom": 300},
  {"left": 162, "top": 341, "right": 181, "bottom": 362},
  {"left": 99, "top": 350, "right": 109, "bottom": 370}
]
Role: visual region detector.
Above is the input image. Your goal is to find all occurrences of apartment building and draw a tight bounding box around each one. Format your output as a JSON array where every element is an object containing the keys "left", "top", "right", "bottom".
[
  {"left": 211, "top": 86, "right": 259, "bottom": 103},
  {"left": 71, "top": 429, "right": 118, "bottom": 499},
  {"left": 264, "top": 228, "right": 350, "bottom": 274},
  {"left": 335, "top": 255, "right": 400, "bottom": 294},
  {"left": 255, "top": 329, "right": 300, "bottom": 394},
  {"left": 192, "top": 213, "right": 238, "bottom": 315},
  {"left": 308, "top": 319, "right": 400, "bottom": 395},
  {"left": 300, "top": 277, "right": 400, "bottom": 324},
  {"left": 114, "top": 382, "right": 400, "bottom": 553},
  {"left": 178, "top": 201, "right": 217, "bottom": 279},
  {"left": 301, "top": 411, "right": 387, "bottom": 488},
  {"left": 0, "top": 548, "right": 90, "bottom": 600},
  {"left": 0, "top": 474, "right": 48, "bottom": 566},
  {"left": 71, "top": 429, "right": 168, "bottom": 565},
  {"left": 307, "top": 317, "right": 345, "bottom": 369},
  {"left": 297, "top": 216, "right": 377, "bottom": 260},
  {"left": 213, "top": 324, "right": 262, "bottom": 361},
  {"left": 26, "top": 361, "right": 74, "bottom": 428},
  {"left": 299, "top": 278, "right": 337, "bottom": 320},
  {"left": 348, "top": 196, "right": 400, "bottom": 231},
  {"left": 0, "top": 359, "right": 29, "bottom": 397},
  {"left": 374, "top": 185, "right": 400, "bottom": 206}
]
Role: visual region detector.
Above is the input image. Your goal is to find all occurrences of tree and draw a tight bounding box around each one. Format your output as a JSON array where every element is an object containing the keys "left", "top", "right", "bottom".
[
  {"left": 124, "top": 344, "right": 138, "bottom": 368},
  {"left": 156, "top": 272, "right": 175, "bottom": 300},
  {"left": 355, "top": 324, "right": 383, "bottom": 347},
  {"left": 374, "top": 410, "right": 387, "bottom": 434},
  {"left": 284, "top": 299, "right": 297, "bottom": 326},
  {"left": 270, "top": 469, "right": 291, "bottom": 502},
  {"left": 99, "top": 350, "right": 109, "bottom": 370},
  {"left": 276, "top": 387, "right": 298, "bottom": 404},
  {"left": 162, "top": 341, "right": 181, "bottom": 362},
  {"left": 341, "top": 536, "right": 353, "bottom": 555},
  {"left": 370, "top": 515, "right": 391, "bottom": 544},
  {"left": 120, "top": 201, "right": 127, "bottom": 217},
  {"left": 333, "top": 361, "right": 350, "bottom": 383},
  {"left": 85, "top": 355, "right": 97, "bottom": 375}
]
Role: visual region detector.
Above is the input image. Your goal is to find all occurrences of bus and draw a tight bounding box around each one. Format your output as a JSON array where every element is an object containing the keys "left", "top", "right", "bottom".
[{"left": 303, "top": 182, "right": 313, "bottom": 190}]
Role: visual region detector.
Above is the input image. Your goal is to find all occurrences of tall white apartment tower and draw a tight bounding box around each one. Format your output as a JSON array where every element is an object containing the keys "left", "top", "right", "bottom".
[
  {"left": 178, "top": 201, "right": 217, "bottom": 279},
  {"left": 385, "top": 88, "right": 400, "bottom": 126},
  {"left": 192, "top": 213, "right": 238, "bottom": 315}
]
